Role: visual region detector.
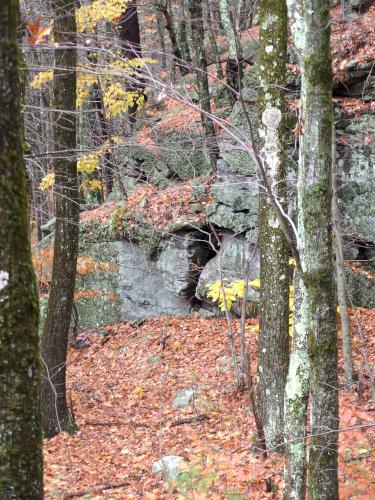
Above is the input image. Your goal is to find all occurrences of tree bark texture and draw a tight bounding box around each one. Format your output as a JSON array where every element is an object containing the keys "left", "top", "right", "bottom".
[
  {"left": 257, "top": 0, "right": 289, "bottom": 452},
  {"left": 332, "top": 123, "right": 355, "bottom": 386},
  {"left": 219, "top": 0, "right": 241, "bottom": 96},
  {"left": 41, "top": 0, "right": 79, "bottom": 439},
  {"left": 0, "top": 0, "right": 44, "bottom": 496},
  {"left": 188, "top": 0, "right": 219, "bottom": 169},
  {"left": 157, "top": 0, "right": 189, "bottom": 75},
  {"left": 177, "top": 0, "right": 192, "bottom": 63},
  {"left": 283, "top": 271, "right": 309, "bottom": 499},
  {"left": 285, "top": 1, "right": 339, "bottom": 498}
]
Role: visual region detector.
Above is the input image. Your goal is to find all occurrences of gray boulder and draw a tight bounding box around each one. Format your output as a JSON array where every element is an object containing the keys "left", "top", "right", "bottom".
[
  {"left": 172, "top": 388, "right": 197, "bottom": 409},
  {"left": 196, "top": 232, "right": 260, "bottom": 304},
  {"left": 337, "top": 113, "right": 375, "bottom": 243},
  {"left": 156, "top": 231, "right": 212, "bottom": 297},
  {"left": 152, "top": 456, "right": 186, "bottom": 480},
  {"left": 206, "top": 159, "right": 259, "bottom": 233}
]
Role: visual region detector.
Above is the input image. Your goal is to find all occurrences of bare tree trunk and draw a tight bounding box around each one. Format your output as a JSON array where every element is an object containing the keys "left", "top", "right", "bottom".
[
  {"left": 41, "top": 0, "right": 79, "bottom": 439},
  {"left": 188, "top": 0, "right": 219, "bottom": 169},
  {"left": 0, "top": 0, "right": 43, "bottom": 495},
  {"left": 257, "top": 0, "right": 289, "bottom": 452},
  {"left": 239, "top": 0, "right": 257, "bottom": 30},
  {"left": 204, "top": 0, "right": 224, "bottom": 79},
  {"left": 219, "top": 0, "right": 242, "bottom": 97},
  {"left": 285, "top": 1, "right": 339, "bottom": 497},
  {"left": 177, "top": 0, "right": 192, "bottom": 63},
  {"left": 157, "top": 0, "right": 189, "bottom": 75},
  {"left": 156, "top": 8, "right": 167, "bottom": 67},
  {"left": 283, "top": 271, "right": 309, "bottom": 499},
  {"left": 332, "top": 123, "right": 355, "bottom": 386}
]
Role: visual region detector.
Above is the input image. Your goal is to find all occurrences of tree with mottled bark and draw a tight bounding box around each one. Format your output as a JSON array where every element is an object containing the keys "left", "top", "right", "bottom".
[
  {"left": 219, "top": 0, "right": 242, "bottom": 96},
  {"left": 284, "top": 0, "right": 339, "bottom": 498},
  {"left": 188, "top": 0, "right": 219, "bottom": 169},
  {"left": 177, "top": 0, "right": 192, "bottom": 63},
  {"left": 257, "top": 0, "right": 290, "bottom": 452},
  {"left": 41, "top": 0, "right": 80, "bottom": 438},
  {"left": 332, "top": 123, "right": 355, "bottom": 387},
  {"left": 0, "top": 0, "right": 44, "bottom": 495},
  {"left": 156, "top": 0, "right": 189, "bottom": 75}
]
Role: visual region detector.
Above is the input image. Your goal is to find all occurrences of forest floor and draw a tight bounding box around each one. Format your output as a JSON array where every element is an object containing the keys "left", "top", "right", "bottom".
[{"left": 44, "top": 310, "right": 375, "bottom": 499}]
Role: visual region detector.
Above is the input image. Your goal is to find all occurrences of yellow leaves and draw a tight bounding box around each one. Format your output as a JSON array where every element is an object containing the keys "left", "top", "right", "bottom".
[
  {"left": 77, "top": 72, "right": 97, "bottom": 108},
  {"left": 133, "top": 385, "right": 144, "bottom": 399},
  {"left": 30, "top": 70, "right": 53, "bottom": 89},
  {"left": 206, "top": 278, "right": 260, "bottom": 312},
  {"left": 76, "top": 0, "right": 129, "bottom": 32},
  {"left": 40, "top": 172, "right": 55, "bottom": 191},
  {"left": 102, "top": 84, "right": 146, "bottom": 118},
  {"left": 103, "top": 82, "right": 128, "bottom": 117},
  {"left": 87, "top": 179, "right": 103, "bottom": 191},
  {"left": 77, "top": 153, "right": 101, "bottom": 174}
]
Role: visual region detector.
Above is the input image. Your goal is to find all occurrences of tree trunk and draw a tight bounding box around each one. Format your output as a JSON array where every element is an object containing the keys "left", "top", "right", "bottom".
[
  {"left": 239, "top": 0, "right": 257, "bottom": 30},
  {"left": 283, "top": 271, "right": 309, "bottom": 499},
  {"left": 41, "top": 0, "right": 79, "bottom": 439},
  {"left": 0, "top": 0, "right": 43, "bottom": 495},
  {"left": 204, "top": 0, "right": 224, "bottom": 79},
  {"left": 156, "top": 8, "right": 167, "bottom": 67},
  {"left": 285, "top": 1, "right": 339, "bottom": 497},
  {"left": 219, "top": 0, "right": 242, "bottom": 97},
  {"left": 177, "top": 0, "right": 192, "bottom": 63},
  {"left": 332, "top": 123, "right": 355, "bottom": 386},
  {"left": 188, "top": 0, "right": 219, "bottom": 169},
  {"left": 257, "top": 0, "right": 289, "bottom": 452},
  {"left": 157, "top": 0, "right": 189, "bottom": 75},
  {"left": 119, "top": 1, "right": 147, "bottom": 120}
]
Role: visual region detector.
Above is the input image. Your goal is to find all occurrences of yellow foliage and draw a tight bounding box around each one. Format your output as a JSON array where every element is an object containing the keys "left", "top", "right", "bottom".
[
  {"left": 77, "top": 153, "right": 101, "bottom": 174},
  {"left": 76, "top": 0, "right": 129, "bottom": 32},
  {"left": 133, "top": 385, "right": 144, "bottom": 399},
  {"left": 87, "top": 179, "right": 103, "bottom": 191},
  {"left": 206, "top": 278, "right": 260, "bottom": 312},
  {"left": 40, "top": 172, "right": 55, "bottom": 191},
  {"left": 77, "top": 72, "right": 97, "bottom": 108},
  {"left": 30, "top": 70, "right": 53, "bottom": 89},
  {"left": 103, "top": 83, "right": 146, "bottom": 117}
]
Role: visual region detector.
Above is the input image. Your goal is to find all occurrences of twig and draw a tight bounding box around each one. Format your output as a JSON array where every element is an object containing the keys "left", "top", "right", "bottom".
[
  {"left": 171, "top": 414, "right": 208, "bottom": 427},
  {"left": 63, "top": 481, "right": 130, "bottom": 499},
  {"left": 84, "top": 419, "right": 150, "bottom": 428}
]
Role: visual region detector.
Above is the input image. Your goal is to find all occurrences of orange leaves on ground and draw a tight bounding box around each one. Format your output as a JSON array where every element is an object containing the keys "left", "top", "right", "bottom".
[
  {"left": 122, "top": 180, "right": 211, "bottom": 230},
  {"left": 156, "top": 98, "right": 202, "bottom": 134},
  {"left": 331, "top": 4, "right": 375, "bottom": 75},
  {"left": 43, "top": 312, "right": 375, "bottom": 498},
  {"left": 134, "top": 126, "right": 160, "bottom": 154},
  {"left": 33, "top": 249, "right": 118, "bottom": 291}
]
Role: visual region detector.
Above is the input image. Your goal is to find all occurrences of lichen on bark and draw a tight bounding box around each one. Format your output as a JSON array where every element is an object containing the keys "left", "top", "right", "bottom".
[
  {"left": 257, "top": 0, "right": 290, "bottom": 451},
  {"left": 0, "top": 0, "right": 43, "bottom": 496}
]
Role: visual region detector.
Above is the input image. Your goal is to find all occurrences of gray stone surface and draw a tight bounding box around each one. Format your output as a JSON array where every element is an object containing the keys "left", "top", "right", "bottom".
[
  {"left": 337, "top": 113, "right": 375, "bottom": 243},
  {"left": 74, "top": 236, "right": 191, "bottom": 328},
  {"left": 152, "top": 456, "right": 186, "bottom": 480},
  {"left": 345, "top": 266, "right": 375, "bottom": 308},
  {"left": 156, "top": 231, "right": 212, "bottom": 297},
  {"left": 119, "top": 241, "right": 191, "bottom": 320},
  {"left": 206, "top": 160, "right": 259, "bottom": 233},
  {"left": 196, "top": 232, "right": 260, "bottom": 303},
  {"left": 172, "top": 388, "right": 197, "bottom": 409},
  {"left": 41, "top": 217, "right": 56, "bottom": 237}
]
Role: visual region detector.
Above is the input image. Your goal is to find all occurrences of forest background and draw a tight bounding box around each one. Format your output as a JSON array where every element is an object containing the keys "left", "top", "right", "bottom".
[{"left": 0, "top": 0, "right": 374, "bottom": 498}]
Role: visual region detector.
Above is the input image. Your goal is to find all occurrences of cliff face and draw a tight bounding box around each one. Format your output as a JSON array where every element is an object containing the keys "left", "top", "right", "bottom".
[{"left": 36, "top": 4, "right": 375, "bottom": 329}]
